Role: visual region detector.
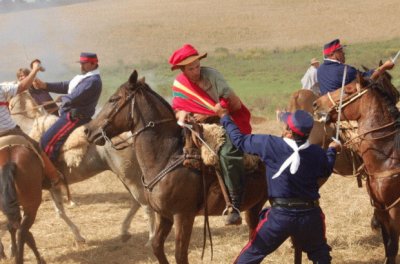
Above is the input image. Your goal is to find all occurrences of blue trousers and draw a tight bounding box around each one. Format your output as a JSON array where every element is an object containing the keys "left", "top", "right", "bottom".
[
  {"left": 40, "top": 113, "right": 89, "bottom": 162},
  {"left": 234, "top": 207, "right": 332, "bottom": 264}
]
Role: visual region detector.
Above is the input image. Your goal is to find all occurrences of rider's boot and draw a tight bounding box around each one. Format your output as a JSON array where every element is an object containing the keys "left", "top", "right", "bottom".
[
  {"left": 40, "top": 152, "right": 68, "bottom": 191},
  {"left": 225, "top": 191, "right": 242, "bottom": 226}
]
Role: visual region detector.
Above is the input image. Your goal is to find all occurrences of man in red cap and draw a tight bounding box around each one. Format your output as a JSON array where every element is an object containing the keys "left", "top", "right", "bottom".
[
  {"left": 169, "top": 44, "right": 251, "bottom": 225},
  {"left": 317, "top": 38, "right": 395, "bottom": 95},
  {"left": 34, "top": 52, "right": 102, "bottom": 163}
]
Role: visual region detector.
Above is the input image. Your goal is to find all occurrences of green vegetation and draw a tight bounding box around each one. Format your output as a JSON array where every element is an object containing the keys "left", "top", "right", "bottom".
[{"left": 100, "top": 38, "right": 400, "bottom": 118}]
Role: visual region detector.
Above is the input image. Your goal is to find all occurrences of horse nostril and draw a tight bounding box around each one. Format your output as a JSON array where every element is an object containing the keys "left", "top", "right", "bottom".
[{"left": 84, "top": 127, "right": 89, "bottom": 136}]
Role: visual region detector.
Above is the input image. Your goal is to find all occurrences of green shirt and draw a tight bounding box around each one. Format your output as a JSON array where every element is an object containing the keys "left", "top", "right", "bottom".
[{"left": 200, "top": 67, "right": 232, "bottom": 102}]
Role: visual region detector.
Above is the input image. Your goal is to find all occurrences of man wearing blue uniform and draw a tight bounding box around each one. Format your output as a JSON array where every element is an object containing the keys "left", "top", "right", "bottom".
[
  {"left": 34, "top": 52, "right": 102, "bottom": 161},
  {"left": 317, "top": 38, "right": 394, "bottom": 95},
  {"left": 214, "top": 105, "right": 341, "bottom": 264}
]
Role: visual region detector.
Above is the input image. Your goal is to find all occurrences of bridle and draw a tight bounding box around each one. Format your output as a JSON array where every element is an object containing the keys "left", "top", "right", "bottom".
[
  {"left": 98, "top": 84, "right": 175, "bottom": 150},
  {"left": 322, "top": 81, "right": 398, "bottom": 146}
]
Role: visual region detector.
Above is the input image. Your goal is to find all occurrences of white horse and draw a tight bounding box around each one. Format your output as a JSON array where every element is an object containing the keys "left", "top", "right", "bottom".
[{"left": 3, "top": 91, "right": 154, "bottom": 251}]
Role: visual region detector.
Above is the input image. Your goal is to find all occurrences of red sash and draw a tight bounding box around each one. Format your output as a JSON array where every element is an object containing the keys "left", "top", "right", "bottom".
[{"left": 172, "top": 73, "right": 251, "bottom": 134}]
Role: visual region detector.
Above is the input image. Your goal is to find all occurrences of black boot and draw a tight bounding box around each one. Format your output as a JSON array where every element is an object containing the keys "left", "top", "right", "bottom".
[{"left": 225, "top": 192, "right": 242, "bottom": 226}]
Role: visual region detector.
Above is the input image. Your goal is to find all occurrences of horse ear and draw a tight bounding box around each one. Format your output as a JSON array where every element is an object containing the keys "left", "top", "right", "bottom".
[
  {"left": 361, "top": 65, "right": 369, "bottom": 71},
  {"left": 129, "top": 70, "right": 138, "bottom": 86},
  {"left": 356, "top": 71, "right": 368, "bottom": 88},
  {"left": 139, "top": 76, "right": 146, "bottom": 83}
]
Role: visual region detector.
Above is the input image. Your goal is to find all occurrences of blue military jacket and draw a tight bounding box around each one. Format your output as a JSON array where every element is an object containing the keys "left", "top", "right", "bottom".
[
  {"left": 47, "top": 74, "right": 102, "bottom": 118},
  {"left": 317, "top": 59, "right": 373, "bottom": 95},
  {"left": 221, "top": 115, "right": 337, "bottom": 200}
]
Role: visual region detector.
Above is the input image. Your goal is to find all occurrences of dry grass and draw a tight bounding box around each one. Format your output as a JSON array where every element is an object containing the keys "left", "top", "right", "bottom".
[
  {"left": 1, "top": 0, "right": 400, "bottom": 263},
  {"left": 0, "top": 121, "right": 395, "bottom": 264}
]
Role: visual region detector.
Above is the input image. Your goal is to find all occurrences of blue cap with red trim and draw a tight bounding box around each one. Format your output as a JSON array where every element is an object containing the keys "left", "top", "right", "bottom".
[
  {"left": 323, "top": 39, "right": 345, "bottom": 55},
  {"left": 78, "top": 52, "right": 98, "bottom": 63},
  {"left": 279, "top": 110, "right": 313, "bottom": 136}
]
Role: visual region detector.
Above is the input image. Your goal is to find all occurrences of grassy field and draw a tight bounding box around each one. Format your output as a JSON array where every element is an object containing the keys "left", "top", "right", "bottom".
[{"left": 99, "top": 38, "right": 400, "bottom": 118}]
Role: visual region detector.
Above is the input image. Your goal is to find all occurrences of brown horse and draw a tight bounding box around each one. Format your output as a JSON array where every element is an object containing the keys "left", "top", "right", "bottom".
[
  {"left": 314, "top": 72, "right": 400, "bottom": 264},
  {"left": 7, "top": 90, "right": 156, "bottom": 245},
  {"left": 84, "top": 70, "right": 271, "bottom": 264},
  {"left": 288, "top": 89, "right": 363, "bottom": 177},
  {"left": 0, "top": 144, "right": 45, "bottom": 264}
]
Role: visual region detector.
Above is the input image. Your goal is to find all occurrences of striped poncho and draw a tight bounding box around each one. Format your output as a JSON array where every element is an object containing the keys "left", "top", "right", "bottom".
[{"left": 172, "top": 73, "right": 252, "bottom": 134}]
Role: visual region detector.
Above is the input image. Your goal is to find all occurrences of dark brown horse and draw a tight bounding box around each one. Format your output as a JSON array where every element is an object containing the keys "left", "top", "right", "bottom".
[
  {"left": 314, "top": 73, "right": 400, "bottom": 264},
  {"left": 84, "top": 70, "right": 270, "bottom": 264},
  {"left": 0, "top": 144, "right": 45, "bottom": 264}
]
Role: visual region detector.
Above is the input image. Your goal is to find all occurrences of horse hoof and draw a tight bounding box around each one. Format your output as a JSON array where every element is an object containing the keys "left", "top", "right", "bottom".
[
  {"left": 68, "top": 200, "right": 77, "bottom": 207},
  {"left": 121, "top": 233, "right": 132, "bottom": 243},
  {"left": 73, "top": 239, "right": 86, "bottom": 248}
]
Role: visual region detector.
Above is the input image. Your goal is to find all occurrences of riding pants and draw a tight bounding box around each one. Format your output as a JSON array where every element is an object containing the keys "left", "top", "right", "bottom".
[
  {"left": 218, "top": 133, "right": 244, "bottom": 193},
  {"left": 234, "top": 207, "right": 332, "bottom": 264},
  {"left": 40, "top": 112, "right": 89, "bottom": 162}
]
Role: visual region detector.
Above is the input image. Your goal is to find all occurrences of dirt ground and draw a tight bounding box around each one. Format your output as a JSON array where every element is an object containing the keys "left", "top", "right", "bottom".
[{"left": 0, "top": 0, "right": 400, "bottom": 263}]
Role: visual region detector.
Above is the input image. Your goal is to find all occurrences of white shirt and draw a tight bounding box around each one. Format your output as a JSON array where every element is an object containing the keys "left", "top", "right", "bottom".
[
  {"left": 0, "top": 82, "right": 18, "bottom": 132},
  {"left": 301, "top": 65, "right": 319, "bottom": 95}
]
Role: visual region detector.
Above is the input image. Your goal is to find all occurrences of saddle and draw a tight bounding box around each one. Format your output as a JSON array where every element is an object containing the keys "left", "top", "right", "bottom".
[
  {"left": 0, "top": 135, "right": 44, "bottom": 167},
  {"left": 30, "top": 115, "right": 90, "bottom": 167},
  {"left": 182, "top": 117, "right": 259, "bottom": 172}
]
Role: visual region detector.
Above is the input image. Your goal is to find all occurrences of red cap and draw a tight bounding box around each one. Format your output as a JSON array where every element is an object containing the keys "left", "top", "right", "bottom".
[{"left": 168, "top": 44, "right": 207, "bottom": 70}]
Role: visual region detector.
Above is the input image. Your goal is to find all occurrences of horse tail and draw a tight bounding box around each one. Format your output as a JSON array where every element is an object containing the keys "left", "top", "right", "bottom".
[{"left": 0, "top": 162, "right": 21, "bottom": 223}]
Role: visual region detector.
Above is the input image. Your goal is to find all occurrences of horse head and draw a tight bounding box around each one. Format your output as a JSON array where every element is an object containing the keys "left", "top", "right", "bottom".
[
  {"left": 313, "top": 72, "right": 369, "bottom": 124},
  {"left": 85, "top": 70, "right": 177, "bottom": 146}
]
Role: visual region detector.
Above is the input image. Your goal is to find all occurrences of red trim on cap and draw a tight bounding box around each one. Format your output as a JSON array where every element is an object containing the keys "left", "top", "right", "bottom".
[
  {"left": 80, "top": 57, "right": 98, "bottom": 63},
  {"left": 323, "top": 43, "right": 342, "bottom": 55},
  {"left": 287, "top": 115, "right": 304, "bottom": 136}
]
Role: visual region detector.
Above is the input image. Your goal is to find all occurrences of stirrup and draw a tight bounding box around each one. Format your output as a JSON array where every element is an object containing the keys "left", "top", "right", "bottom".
[{"left": 222, "top": 204, "right": 240, "bottom": 216}]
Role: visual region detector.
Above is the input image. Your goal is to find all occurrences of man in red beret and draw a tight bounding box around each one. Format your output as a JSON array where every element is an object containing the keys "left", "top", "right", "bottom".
[{"left": 169, "top": 44, "right": 251, "bottom": 225}]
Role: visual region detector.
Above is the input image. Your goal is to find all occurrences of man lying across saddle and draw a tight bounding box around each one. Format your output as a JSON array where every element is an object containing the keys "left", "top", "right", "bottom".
[
  {"left": 168, "top": 44, "right": 252, "bottom": 225},
  {"left": 33, "top": 52, "right": 102, "bottom": 163},
  {"left": 317, "top": 38, "right": 395, "bottom": 96},
  {"left": 0, "top": 60, "right": 67, "bottom": 191}
]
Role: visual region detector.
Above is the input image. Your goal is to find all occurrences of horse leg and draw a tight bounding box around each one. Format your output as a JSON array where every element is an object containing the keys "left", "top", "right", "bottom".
[
  {"left": 380, "top": 221, "right": 398, "bottom": 264},
  {"left": 25, "top": 231, "right": 46, "bottom": 264},
  {"left": 291, "top": 237, "right": 302, "bottom": 264},
  {"left": 49, "top": 188, "right": 86, "bottom": 244},
  {"left": 244, "top": 203, "right": 264, "bottom": 239},
  {"left": 7, "top": 222, "right": 17, "bottom": 258},
  {"left": 120, "top": 200, "right": 140, "bottom": 242},
  {"left": 173, "top": 213, "right": 196, "bottom": 264},
  {"left": 144, "top": 205, "right": 156, "bottom": 246},
  {"left": 152, "top": 213, "right": 173, "bottom": 264}
]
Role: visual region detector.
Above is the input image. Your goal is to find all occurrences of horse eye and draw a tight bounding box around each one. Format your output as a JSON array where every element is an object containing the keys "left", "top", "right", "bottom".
[{"left": 109, "top": 96, "right": 121, "bottom": 103}]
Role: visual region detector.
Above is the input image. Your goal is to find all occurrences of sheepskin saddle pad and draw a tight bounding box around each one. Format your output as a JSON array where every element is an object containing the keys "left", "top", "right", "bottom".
[
  {"left": 30, "top": 115, "right": 89, "bottom": 167},
  {"left": 189, "top": 123, "right": 259, "bottom": 171}
]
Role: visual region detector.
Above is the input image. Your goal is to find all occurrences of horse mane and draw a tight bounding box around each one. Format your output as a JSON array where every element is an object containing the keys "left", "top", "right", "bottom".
[
  {"left": 136, "top": 78, "right": 176, "bottom": 117},
  {"left": 369, "top": 73, "right": 400, "bottom": 149}
]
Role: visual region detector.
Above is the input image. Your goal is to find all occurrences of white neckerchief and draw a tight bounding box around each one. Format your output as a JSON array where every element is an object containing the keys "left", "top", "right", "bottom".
[
  {"left": 272, "top": 138, "right": 310, "bottom": 179},
  {"left": 68, "top": 69, "right": 100, "bottom": 94}
]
